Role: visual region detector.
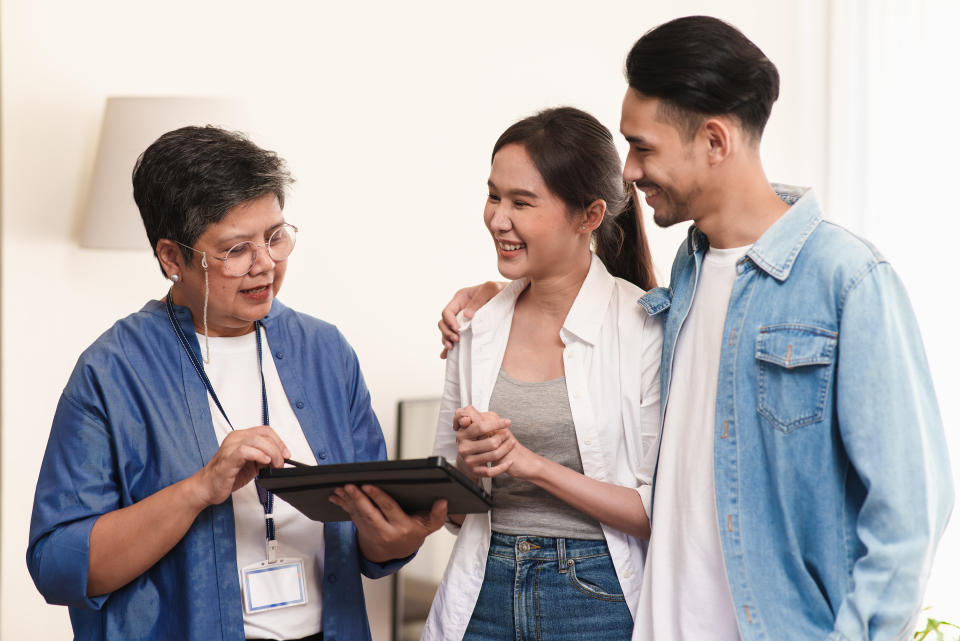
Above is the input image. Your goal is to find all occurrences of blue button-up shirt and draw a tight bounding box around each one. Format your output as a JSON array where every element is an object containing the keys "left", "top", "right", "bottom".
[
  {"left": 639, "top": 185, "right": 953, "bottom": 641},
  {"left": 28, "top": 299, "right": 404, "bottom": 641}
]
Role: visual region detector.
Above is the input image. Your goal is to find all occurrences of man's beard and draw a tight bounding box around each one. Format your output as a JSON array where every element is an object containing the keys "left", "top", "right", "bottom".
[{"left": 639, "top": 183, "right": 697, "bottom": 229}]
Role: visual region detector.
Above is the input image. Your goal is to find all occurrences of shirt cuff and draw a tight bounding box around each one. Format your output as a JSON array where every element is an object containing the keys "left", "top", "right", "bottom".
[
  {"left": 358, "top": 550, "right": 416, "bottom": 579},
  {"left": 637, "top": 484, "right": 652, "bottom": 521},
  {"left": 32, "top": 514, "right": 110, "bottom": 609}
]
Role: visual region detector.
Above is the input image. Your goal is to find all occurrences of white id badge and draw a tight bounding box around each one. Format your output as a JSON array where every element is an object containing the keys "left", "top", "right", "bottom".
[{"left": 241, "top": 558, "right": 308, "bottom": 614}]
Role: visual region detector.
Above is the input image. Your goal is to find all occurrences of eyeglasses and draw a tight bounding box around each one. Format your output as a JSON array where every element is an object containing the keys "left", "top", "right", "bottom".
[{"left": 175, "top": 224, "right": 298, "bottom": 277}]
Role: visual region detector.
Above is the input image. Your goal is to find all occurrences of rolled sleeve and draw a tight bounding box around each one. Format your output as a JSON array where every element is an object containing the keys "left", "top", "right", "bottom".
[
  {"left": 636, "top": 485, "right": 653, "bottom": 521},
  {"left": 358, "top": 551, "right": 415, "bottom": 579},
  {"left": 28, "top": 394, "right": 119, "bottom": 609},
  {"left": 29, "top": 514, "right": 106, "bottom": 609}
]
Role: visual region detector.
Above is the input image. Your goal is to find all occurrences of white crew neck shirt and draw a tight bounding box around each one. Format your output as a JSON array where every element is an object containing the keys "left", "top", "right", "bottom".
[
  {"left": 202, "top": 326, "right": 323, "bottom": 640},
  {"left": 634, "top": 245, "right": 749, "bottom": 641}
]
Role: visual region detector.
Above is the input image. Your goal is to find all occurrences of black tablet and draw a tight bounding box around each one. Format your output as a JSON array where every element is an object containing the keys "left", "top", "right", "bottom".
[{"left": 257, "top": 456, "right": 492, "bottom": 522}]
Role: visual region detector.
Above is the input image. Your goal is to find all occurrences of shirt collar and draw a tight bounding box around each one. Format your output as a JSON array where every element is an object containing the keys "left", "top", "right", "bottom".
[
  {"left": 685, "top": 184, "right": 822, "bottom": 282},
  {"left": 686, "top": 224, "right": 708, "bottom": 255},
  {"left": 143, "top": 297, "right": 289, "bottom": 324},
  {"left": 745, "top": 184, "right": 822, "bottom": 282},
  {"left": 466, "top": 253, "right": 614, "bottom": 347},
  {"left": 460, "top": 279, "right": 525, "bottom": 335},
  {"left": 561, "top": 254, "right": 615, "bottom": 346}
]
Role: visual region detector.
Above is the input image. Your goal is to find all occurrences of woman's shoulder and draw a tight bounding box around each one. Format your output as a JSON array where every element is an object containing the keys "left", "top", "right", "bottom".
[
  {"left": 605, "top": 274, "right": 664, "bottom": 347},
  {"left": 466, "top": 279, "right": 526, "bottom": 331},
  {"left": 78, "top": 301, "right": 172, "bottom": 362},
  {"left": 62, "top": 302, "right": 177, "bottom": 406},
  {"left": 609, "top": 273, "right": 647, "bottom": 300}
]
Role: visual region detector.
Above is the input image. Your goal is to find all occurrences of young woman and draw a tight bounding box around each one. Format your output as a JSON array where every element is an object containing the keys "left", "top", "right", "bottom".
[{"left": 423, "top": 107, "right": 662, "bottom": 641}]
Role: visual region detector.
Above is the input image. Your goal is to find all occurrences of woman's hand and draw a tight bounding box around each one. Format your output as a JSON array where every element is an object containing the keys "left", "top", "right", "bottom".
[
  {"left": 188, "top": 425, "right": 290, "bottom": 509},
  {"left": 439, "top": 281, "right": 507, "bottom": 358},
  {"left": 455, "top": 406, "right": 544, "bottom": 480},
  {"left": 453, "top": 406, "right": 518, "bottom": 478},
  {"left": 87, "top": 425, "right": 289, "bottom": 598},
  {"left": 486, "top": 434, "right": 543, "bottom": 481},
  {"left": 329, "top": 485, "right": 448, "bottom": 563}
]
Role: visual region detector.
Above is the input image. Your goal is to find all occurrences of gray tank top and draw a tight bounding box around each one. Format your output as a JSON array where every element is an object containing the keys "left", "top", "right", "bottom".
[{"left": 489, "top": 369, "right": 605, "bottom": 540}]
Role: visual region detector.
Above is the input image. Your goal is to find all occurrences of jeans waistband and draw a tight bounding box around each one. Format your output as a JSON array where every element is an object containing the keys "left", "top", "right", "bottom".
[{"left": 489, "top": 531, "right": 611, "bottom": 571}]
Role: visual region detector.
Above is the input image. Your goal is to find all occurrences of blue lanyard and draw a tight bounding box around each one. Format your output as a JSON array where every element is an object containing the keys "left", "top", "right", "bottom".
[{"left": 165, "top": 292, "right": 276, "bottom": 544}]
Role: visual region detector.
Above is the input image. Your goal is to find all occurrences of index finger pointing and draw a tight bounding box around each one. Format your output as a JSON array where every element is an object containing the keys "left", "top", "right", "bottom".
[{"left": 249, "top": 426, "right": 291, "bottom": 464}]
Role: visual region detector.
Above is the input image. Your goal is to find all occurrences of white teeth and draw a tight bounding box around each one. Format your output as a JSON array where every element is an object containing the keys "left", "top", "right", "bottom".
[{"left": 499, "top": 242, "right": 525, "bottom": 251}]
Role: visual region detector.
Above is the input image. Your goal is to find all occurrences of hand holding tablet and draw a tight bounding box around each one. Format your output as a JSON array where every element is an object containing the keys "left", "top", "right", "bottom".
[{"left": 257, "top": 456, "right": 492, "bottom": 523}]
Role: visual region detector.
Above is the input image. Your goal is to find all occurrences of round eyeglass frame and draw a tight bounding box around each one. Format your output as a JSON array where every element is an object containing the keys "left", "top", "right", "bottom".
[{"left": 174, "top": 223, "right": 298, "bottom": 277}]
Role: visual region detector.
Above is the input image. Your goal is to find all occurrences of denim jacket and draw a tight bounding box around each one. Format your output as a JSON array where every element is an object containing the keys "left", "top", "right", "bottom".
[
  {"left": 28, "top": 299, "right": 404, "bottom": 641},
  {"left": 638, "top": 186, "right": 953, "bottom": 641}
]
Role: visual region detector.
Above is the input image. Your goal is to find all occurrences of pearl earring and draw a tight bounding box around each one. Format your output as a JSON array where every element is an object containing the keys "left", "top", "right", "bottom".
[{"left": 170, "top": 274, "right": 180, "bottom": 283}]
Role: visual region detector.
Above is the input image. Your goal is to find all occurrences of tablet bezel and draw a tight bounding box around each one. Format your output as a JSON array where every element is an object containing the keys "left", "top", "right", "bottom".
[{"left": 257, "top": 456, "right": 492, "bottom": 522}]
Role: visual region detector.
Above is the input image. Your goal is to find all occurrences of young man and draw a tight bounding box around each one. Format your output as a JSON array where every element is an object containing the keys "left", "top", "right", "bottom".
[{"left": 439, "top": 16, "right": 953, "bottom": 641}]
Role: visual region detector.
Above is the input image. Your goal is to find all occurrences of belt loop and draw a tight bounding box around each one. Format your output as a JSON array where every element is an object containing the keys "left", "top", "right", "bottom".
[{"left": 557, "top": 537, "right": 568, "bottom": 573}]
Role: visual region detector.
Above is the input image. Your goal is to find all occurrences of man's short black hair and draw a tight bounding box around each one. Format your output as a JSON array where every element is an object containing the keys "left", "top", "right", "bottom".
[{"left": 625, "top": 16, "right": 780, "bottom": 140}]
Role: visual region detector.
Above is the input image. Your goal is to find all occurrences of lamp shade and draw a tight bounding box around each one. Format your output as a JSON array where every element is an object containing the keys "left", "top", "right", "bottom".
[{"left": 80, "top": 96, "right": 248, "bottom": 249}]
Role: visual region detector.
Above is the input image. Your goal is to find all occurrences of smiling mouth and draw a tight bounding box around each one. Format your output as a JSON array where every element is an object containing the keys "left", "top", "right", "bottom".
[
  {"left": 241, "top": 284, "right": 271, "bottom": 294},
  {"left": 641, "top": 186, "right": 662, "bottom": 199},
  {"left": 497, "top": 240, "right": 526, "bottom": 251}
]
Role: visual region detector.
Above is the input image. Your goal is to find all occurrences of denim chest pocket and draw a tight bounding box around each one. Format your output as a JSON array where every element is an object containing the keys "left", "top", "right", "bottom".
[{"left": 755, "top": 324, "right": 837, "bottom": 433}]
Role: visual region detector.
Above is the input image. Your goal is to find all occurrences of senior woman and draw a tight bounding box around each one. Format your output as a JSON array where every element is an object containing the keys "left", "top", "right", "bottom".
[{"left": 27, "top": 126, "right": 446, "bottom": 641}]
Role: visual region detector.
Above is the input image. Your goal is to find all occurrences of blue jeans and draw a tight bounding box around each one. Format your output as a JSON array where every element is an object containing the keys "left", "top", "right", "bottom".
[{"left": 464, "top": 532, "right": 633, "bottom": 641}]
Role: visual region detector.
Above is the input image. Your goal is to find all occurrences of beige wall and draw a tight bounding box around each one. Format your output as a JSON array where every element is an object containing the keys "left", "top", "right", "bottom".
[{"left": 3, "top": 1, "right": 953, "bottom": 639}]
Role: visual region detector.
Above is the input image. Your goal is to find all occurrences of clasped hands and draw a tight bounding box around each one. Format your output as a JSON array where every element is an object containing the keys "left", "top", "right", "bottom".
[
  {"left": 454, "top": 406, "right": 540, "bottom": 481},
  {"left": 193, "top": 425, "right": 447, "bottom": 565}
]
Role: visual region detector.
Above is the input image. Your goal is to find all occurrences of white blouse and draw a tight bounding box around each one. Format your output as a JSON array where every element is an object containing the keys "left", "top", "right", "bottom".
[{"left": 422, "top": 254, "right": 663, "bottom": 641}]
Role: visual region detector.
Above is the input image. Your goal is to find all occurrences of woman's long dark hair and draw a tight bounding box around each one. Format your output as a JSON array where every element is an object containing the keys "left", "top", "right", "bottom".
[
  {"left": 595, "top": 185, "right": 656, "bottom": 290},
  {"left": 493, "top": 107, "right": 656, "bottom": 290}
]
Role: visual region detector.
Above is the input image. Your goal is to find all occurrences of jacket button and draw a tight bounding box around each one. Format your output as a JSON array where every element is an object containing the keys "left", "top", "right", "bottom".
[
  {"left": 318, "top": 450, "right": 327, "bottom": 460},
  {"left": 296, "top": 400, "right": 304, "bottom": 409},
  {"left": 327, "top": 574, "right": 337, "bottom": 584},
  {"left": 275, "top": 351, "right": 284, "bottom": 359}
]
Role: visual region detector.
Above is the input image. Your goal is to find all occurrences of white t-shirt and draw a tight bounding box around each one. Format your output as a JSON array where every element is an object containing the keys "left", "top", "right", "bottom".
[
  {"left": 634, "top": 245, "right": 749, "bottom": 641},
  {"left": 203, "top": 326, "right": 323, "bottom": 640}
]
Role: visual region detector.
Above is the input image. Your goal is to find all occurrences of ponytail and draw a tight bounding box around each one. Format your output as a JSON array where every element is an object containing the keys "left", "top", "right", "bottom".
[{"left": 594, "top": 185, "right": 657, "bottom": 290}]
